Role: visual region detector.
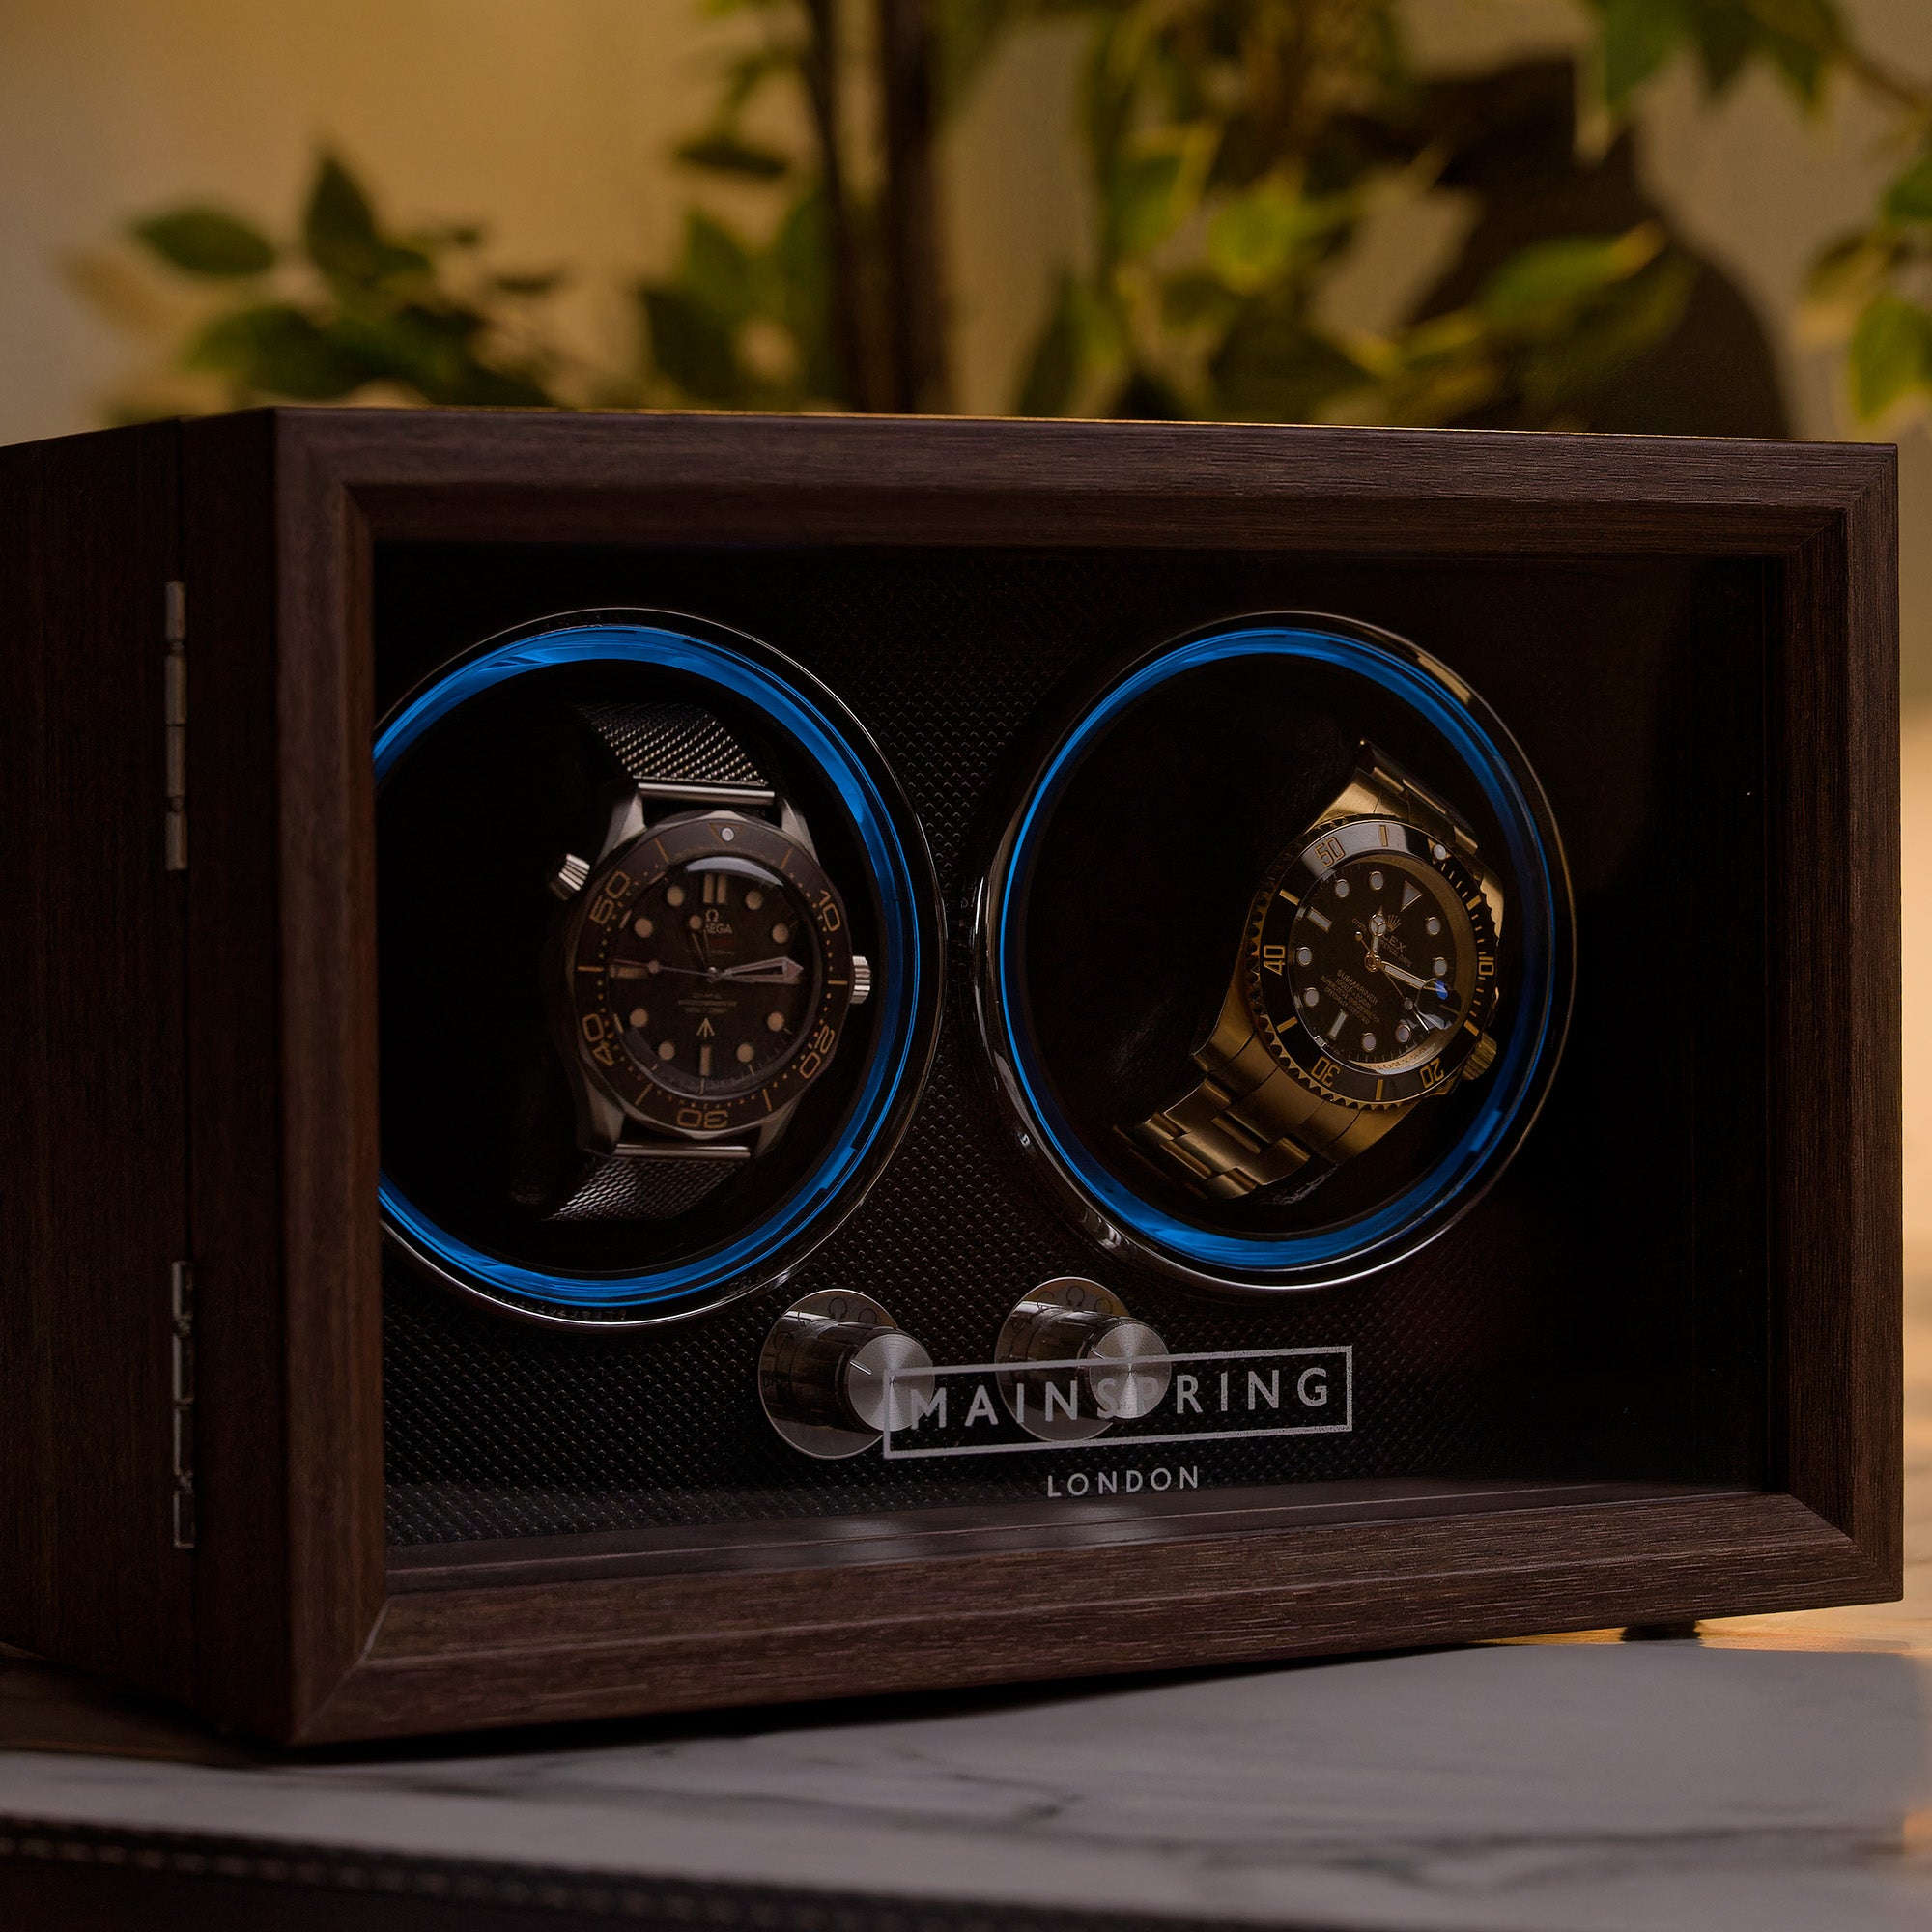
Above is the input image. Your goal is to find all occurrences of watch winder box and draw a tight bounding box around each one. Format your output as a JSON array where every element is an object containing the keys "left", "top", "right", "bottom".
[{"left": 0, "top": 409, "right": 1900, "bottom": 1746}]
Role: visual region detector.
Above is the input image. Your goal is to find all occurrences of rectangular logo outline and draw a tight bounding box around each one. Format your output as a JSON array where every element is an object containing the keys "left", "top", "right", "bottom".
[{"left": 879, "top": 1343, "right": 1353, "bottom": 1460}]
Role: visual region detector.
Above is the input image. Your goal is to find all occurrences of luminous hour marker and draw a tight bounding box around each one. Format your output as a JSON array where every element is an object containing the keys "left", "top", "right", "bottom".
[
  {"left": 666, "top": 885, "right": 686, "bottom": 907},
  {"left": 628, "top": 1006, "right": 648, "bottom": 1029},
  {"left": 1296, "top": 946, "right": 1312, "bottom": 965},
  {"left": 1305, "top": 908, "right": 1333, "bottom": 932},
  {"left": 702, "top": 872, "right": 729, "bottom": 906},
  {"left": 1361, "top": 1033, "right": 1377, "bottom": 1053},
  {"left": 1302, "top": 987, "right": 1320, "bottom": 1008},
  {"left": 1278, "top": 889, "right": 1299, "bottom": 906},
  {"left": 1425, "top": 915, "right": 1441, "bottom": 935},
  {"left": 1433, "top": 956, "right": 1449, "bottom": 977},
  {"left": 633, "top": 916, "right": 654, "bottom": 938},
  {"left": 609, "top": 961, "right": 650, "bottom": 980},
  {"left": 1396, "top": 1022, "right": 1412, "bottom": 1044},
  {"left": 1368, "top": 870, "right": 1383, "bottom": 891},
  {"left": 1332, "top": 1009, "right": 1348, "bottom": 1039},
  {"left": 736, "top": 1042, "right": 755, "bottom": 1064},
  {"left": 766, "top": 1010, "right": 785, "bottom": 1032},
  {"left": 656, "top": 1040, "right": 676, "bottom": 1061},
  {"left": 688, "top": 914, "right": 703, "bottom": 930},
  {"left": 1401, "top": 882, "right": 1421, "bottom": 910},
  {"left": 772, "top": 922, "right": 790, "bottom": 944},
  {"left": 1333, "top": 879, "right": 1350, "bottom": 898},
  {"left": 699, "top": 1044, "right": 713, "bottom": 1077},
  {"left": 746, "top": 889, "right": 765, "bottom": 911}
]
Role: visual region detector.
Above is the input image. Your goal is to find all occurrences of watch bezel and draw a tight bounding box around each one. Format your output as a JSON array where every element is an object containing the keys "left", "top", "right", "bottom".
[
  {"left": 1243, "top": 815, "right": 1501, "bottom": 1107},
  {"left": 561, "top": 811, "right": 858, "bottom": 1136}
]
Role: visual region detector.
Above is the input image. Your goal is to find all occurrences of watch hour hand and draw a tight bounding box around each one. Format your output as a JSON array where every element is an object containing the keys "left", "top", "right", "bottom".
[{"left": 716, "top": 955, "right": 804, "bottom": 984}]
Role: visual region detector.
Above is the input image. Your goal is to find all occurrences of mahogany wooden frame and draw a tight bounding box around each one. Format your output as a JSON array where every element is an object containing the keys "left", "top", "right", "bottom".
[{"left": 0, "top": 410, "right": 1900, "bottom": 1745}]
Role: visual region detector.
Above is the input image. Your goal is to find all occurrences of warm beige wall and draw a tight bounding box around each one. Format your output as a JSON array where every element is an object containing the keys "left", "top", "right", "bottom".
[
  {"left": 0, "top": 0, "right": 1083, "bottom": 436},
  {"left": 4, "top": 0, "right": 1929, "bottom": 1230}
]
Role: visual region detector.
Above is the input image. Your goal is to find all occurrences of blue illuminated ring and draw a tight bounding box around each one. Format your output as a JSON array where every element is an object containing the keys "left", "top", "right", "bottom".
[
  {"left": 976, "top": 615, "right": 1573, "bottom": 1293},
  {"left": 374, "top": 614, "right": 939, "bottom": 1323}
]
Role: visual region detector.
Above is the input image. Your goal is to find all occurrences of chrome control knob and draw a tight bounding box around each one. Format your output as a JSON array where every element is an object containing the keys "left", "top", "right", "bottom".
[
  {"left": 758, "top": 1290, "right": 935, "bottom": 1460},
  {"left": 996, "top": 1278, "right": 1172, "bottom": 1442}
]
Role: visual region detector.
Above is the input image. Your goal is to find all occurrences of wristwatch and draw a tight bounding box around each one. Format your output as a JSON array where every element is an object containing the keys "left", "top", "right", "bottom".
[
  {"left": 1127, "top": 742, "right": 1503, "bottom": 1202},
  {"left": 545, "top": 700, "right": 870, "bottom": 1221}
]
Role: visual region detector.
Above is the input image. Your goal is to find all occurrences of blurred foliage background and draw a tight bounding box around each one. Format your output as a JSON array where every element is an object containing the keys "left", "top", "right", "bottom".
[{"left": 92, "top": 0, "right": 1932, "bottom": 436}]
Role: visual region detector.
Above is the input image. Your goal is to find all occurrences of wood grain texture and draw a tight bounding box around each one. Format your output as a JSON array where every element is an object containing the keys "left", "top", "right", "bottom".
[
  {"left": 0, "top": 423, "right": 192, "bottom": 1699},
  {"left": 270, "top": 421, "right": 386, "bottom": 1731},
  {"left": 1775, "top": 463, "right": 1904, "bottom": 1582},
  {"left": 278, "top": 409, "right": 1886, "bottom": 554},
  {"left": 304, "top": 1491, "right": 1881, "bottom": 1743},
  {"left": 2, "top": 409, "right": 1901, "bottom": 1746},
  {"left": 180, "top": 415, "right": 388, "bottom": 1740},
  {"left": 181, "top": 412, "right": 292, "bottom": 1737}
]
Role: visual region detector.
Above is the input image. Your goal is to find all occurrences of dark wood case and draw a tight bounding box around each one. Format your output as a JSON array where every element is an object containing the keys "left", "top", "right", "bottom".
[{"left": 0, "top": 410, "right": 1900, "bottom": 1745}]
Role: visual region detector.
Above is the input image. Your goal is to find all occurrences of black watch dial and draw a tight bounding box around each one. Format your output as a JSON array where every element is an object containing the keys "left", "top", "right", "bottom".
[
  {"left": 1246, "top": 816, "right": 1500, "bottom": 1108},
  {"left": 563, "top": 812, "right": 858, "bottom": 1135}
]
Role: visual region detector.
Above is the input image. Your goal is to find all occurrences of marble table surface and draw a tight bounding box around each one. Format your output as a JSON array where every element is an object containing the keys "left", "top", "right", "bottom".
[{"left": 3, "top": 1273, "right": 1928, "bottom": 1932}]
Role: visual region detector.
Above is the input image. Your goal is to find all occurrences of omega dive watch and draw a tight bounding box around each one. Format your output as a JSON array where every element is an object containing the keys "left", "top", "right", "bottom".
[
  {"left": 545, "top": 701, "right": 870, "bottom": 1221},
  {"left": 1129, "top": 743, "right": 1503, "bottom": 1202}
]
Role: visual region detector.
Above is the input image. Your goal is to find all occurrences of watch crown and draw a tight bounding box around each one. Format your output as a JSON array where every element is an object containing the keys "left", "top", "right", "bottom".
[
  {"left": 1463, "top": 1031, "right": 1498, "bottom": 1081},
  {"left": 549, "top": 852, "right": 591, "bottom": 901},
  {"left": 850, "top": 955, "right": 872, "bottom": 1006}
]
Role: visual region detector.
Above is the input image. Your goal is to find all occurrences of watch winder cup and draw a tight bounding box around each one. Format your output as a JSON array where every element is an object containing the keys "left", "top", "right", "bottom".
[
  {"left": 971, "top": 614, "right": 1574, "bottom": 1293},
  {"left": 375, "top": 611, "right": 944, "bottom": 1326}
]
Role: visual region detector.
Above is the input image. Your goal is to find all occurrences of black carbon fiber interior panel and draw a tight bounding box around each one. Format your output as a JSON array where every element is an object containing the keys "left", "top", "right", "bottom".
[{"left": 377, "top": 544, "right": 1773, "bottom": 1547}]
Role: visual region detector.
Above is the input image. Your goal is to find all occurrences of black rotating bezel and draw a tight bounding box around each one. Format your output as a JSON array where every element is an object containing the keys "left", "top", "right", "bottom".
[
  {"left": 1244, "top": 815, "right": 1500, "bottom": 1108},
  {"left": 562, "top": 811, "right": 858, "bottom": 1136}
]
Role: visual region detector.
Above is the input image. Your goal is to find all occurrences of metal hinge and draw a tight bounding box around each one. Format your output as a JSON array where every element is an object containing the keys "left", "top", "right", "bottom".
[
  {"left": 163, "top": 580, "right": 187, "bottom": 872},
  {"left": 170, "top": 1261, "right": 196, "bottom": 1550}
]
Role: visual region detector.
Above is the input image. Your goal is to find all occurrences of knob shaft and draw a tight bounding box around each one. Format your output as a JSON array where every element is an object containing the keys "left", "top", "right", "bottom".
[
  {"left": 996, "top": 1279, "right": 1171, "bottom": 1442},
  {"left": 759, "top": 1291, "right": 935, "bottom": 1459}
]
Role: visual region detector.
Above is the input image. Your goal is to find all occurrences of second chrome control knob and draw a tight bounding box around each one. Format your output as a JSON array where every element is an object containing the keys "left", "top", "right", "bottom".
[
  {"left": 995, "top": 1278, "right": 1172, "bottom": 1442},
  {"left": 758, "top": 1290, "right": 935, "bottom": 1460}
]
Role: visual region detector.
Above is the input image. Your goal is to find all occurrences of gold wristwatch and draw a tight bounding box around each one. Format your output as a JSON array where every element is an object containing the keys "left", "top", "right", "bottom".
[{"left": 1128, "top": 743, "right": 1504, "bottom": 1201}]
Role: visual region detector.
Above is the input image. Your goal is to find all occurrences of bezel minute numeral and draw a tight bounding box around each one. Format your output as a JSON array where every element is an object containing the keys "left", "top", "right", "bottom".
[
  {"left": 566, "top": 813, "right": 861, "bottom": 1136},
  {"left": 1243, "top": 812, "right": 1503, "bottom": 1107}
]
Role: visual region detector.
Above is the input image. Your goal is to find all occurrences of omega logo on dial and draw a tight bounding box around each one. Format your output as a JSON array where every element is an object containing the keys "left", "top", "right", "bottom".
[
  {"left": 1246, "top": 818, "right": 1499, "bottom": 1108},
  {"left": 566, "top": 812, "right": 857, "bottom": 1134}
]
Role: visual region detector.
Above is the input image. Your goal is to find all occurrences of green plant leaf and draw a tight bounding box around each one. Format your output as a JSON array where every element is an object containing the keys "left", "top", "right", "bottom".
[
  {"left": 129, "top": 207, "right": 276, "bottom": 277},
  {"left": 1805, "top": 230, "right": 1900, "bottom": 307},
  {"left": 1209, "top": 306, "right": 1367, "bottom": 423},
  {"left": 1476, "top": 226, "right": 1665, "bottom": 327},
  {"left": 1161, "top": 269, "right": 1238, "bottom": 330},
  {"left": 1104, "top": 126, "right": 1212, "bottom": 263},
  {"left": 303, "top": 152, "right": 383, "bottom": 278},
  {"left": 1015, "top": 274, "right": 1083, "bottom": 417},
  {"left": 674, "top": 132, "right": 791, "bottom": 180},
  {"left": 183, "top": 304, "right": 379, "bottom": 399},
  {"left": 641, "top": 284, "right": 745, "bottom": 404},
  {"left": 1882, "top": 153, "right": 1932, "bottom": 225},
  {"left": 1685, "top": 0, "right": 1755, "bottom": 94},
  {"left": 1207, "top": 183, "right": 1349, "bottom": 296},
  {"left": 1517, "top": 254, "right": 1698, "bottom": 417},
  {"left": 1849, "top": 292, "right": 1932, "bottom": 417},
  {"left": 679, "top": 211, "right": 757, "bottom": 325},
  {"left": 1599, "top": 0, "right": 1690, "bottom": 110}
]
